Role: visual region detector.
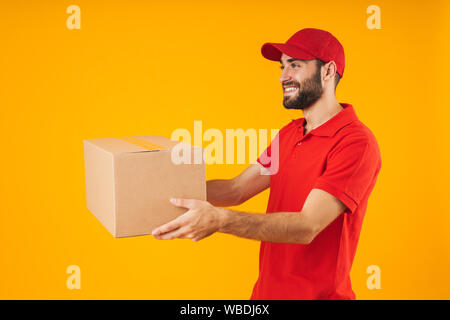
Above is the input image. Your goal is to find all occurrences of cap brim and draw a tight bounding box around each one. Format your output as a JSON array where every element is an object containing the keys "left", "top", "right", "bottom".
[{"left": 261, "top": 43, "right": 316, "bottom": 61}]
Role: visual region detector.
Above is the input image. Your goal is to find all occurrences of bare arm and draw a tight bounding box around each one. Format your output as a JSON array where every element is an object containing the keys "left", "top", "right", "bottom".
[
  {"left": 219, "top": 188, "right": 347, "bottom": 243},
  {"left": 152, "top": 188, "right": 347, "bottom": 244},
  {"left": 206, "top": 162, "right": 270, "bottom": 207}
]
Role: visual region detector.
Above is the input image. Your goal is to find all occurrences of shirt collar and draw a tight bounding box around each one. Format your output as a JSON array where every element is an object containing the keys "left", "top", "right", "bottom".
[{"left": 293, "top": 103, "right": 358, "bottom": 137}]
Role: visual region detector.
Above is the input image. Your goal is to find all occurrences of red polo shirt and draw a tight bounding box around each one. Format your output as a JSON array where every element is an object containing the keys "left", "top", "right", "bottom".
[{"left": 251, "top": 103, "right": 381, "bottom": 300}]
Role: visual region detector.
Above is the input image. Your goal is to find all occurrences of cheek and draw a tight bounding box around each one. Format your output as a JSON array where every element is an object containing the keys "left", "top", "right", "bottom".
[{"left": 292, "top": 69, "right": 308, "bottom": 84}]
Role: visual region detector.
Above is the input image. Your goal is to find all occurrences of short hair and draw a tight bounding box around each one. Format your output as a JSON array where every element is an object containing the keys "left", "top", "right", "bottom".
[{"left": 316, "top": 59, "right": 341, "bottom": 88}]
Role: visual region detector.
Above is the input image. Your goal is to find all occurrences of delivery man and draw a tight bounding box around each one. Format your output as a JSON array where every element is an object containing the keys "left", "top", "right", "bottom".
[{"left": 152, "top": 28, "right": 382, "bottom": 300}]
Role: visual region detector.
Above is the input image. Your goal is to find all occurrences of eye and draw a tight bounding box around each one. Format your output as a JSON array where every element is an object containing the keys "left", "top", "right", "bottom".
[
  {"left": 280, "top": 65, "right": 285, "bottom": 70},
  {"left": 291, "top": 63, "right": 300, "bottom": 68}
]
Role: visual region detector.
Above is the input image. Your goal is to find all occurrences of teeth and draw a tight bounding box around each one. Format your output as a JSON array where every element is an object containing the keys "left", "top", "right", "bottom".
[{"left": 285, "top": 87, "right": 297, "bottom": 92}]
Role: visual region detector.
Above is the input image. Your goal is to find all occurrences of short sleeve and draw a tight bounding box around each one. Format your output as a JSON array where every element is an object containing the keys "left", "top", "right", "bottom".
[
  {"left": 257, "top": 145, "right": 272, "bottom": 168},
  {"left": 314, "top": 137, "right": 381, "bottom": 213},
  {"left": 257, "top": 132, "right": 280, "bottom": 169}
]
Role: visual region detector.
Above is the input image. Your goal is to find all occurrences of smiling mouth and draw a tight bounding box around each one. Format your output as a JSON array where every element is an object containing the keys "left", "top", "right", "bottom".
[{"left": 283, "top": 86, "right": 299, "bottom": 94}]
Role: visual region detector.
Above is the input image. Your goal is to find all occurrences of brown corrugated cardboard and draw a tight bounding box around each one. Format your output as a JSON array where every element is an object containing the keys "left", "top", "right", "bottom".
[{"left": 83, "top": 136, "right": 206, "bottom": 238}]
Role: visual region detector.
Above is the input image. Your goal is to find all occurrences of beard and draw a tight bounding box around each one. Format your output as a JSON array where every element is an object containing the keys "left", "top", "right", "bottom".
[{"left": 283, "top": 67, "right": 323, "bottom": 110}]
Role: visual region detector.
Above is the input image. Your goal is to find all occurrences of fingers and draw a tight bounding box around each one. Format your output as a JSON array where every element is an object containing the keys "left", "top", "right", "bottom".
[
  {"left": 152, "top": 198, "right": 195, "bottom": 235},
  {"left": 154, "top": 226, "right": 193, "bottom": 240},
  {"left": 151, "top": 217, "right": 183, "bottom": 236},
  {"left": 152, "top": 198, "right": 209, "bottom": 241},
  {"left": 170, "top": 198, "right": 198, "bottom": 209}
]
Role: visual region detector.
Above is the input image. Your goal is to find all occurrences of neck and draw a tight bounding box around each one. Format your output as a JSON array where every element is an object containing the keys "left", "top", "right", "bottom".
[{"left": 302, "top": 94, "right": 343, "bottom": 133}]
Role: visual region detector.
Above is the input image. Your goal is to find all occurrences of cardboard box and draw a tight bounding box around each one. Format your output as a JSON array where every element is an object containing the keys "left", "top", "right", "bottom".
[{"left": 83, "top": 136, "right": 206, "bottom": 238}]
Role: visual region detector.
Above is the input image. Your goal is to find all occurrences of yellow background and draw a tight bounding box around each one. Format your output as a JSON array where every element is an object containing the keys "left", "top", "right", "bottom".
[{"left": 1, "top": 0, "right": 449, "bottom": 299}]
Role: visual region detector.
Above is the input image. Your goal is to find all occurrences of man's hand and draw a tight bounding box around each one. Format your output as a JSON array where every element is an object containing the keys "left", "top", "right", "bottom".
[{"left": 151, "top": 198, "right": 226, "bottom": 242}]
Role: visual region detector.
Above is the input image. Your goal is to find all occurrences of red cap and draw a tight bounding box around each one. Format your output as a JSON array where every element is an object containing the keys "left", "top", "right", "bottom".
[{"left": 261, "top": 28, "right": 345, "bottom": 77}]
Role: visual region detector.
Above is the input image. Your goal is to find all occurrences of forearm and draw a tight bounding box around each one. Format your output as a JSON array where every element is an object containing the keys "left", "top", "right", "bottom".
[
  {"left": 218, "top": 208, "right": 315, "bottom": 244},
  {"left": 206, "top": 179, "right": 242, "bottom": 207}
]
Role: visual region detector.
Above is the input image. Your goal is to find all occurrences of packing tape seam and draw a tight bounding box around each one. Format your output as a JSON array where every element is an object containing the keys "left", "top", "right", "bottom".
[{"left": 118, "top": 136, "right": 167, "bottom": 151}]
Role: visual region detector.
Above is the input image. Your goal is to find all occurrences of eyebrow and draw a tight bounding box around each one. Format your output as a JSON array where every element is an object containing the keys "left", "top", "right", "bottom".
[{"left": 280, "top": 58, "right": 302, "bottom": 65}]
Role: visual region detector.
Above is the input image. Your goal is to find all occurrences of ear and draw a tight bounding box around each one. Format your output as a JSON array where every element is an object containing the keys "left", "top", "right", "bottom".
[{"left": 323, "top": 61, "right": 338, "bottom": 83}]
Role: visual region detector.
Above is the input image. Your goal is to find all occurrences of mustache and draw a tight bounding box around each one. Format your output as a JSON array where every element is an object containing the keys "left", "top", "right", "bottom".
[{"left": 282, "top": 81, "right": 300, "bottom": 88}]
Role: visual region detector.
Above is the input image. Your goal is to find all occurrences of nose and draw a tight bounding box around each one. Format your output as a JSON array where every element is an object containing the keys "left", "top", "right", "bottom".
[{"left": 279, "top": 68, "right": 291, "bottom": 83}]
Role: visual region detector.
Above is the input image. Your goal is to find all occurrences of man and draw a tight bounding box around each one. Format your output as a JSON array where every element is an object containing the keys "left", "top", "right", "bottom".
[{"left": 152, "top": 28, "right": 382, "bottom": 300}]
